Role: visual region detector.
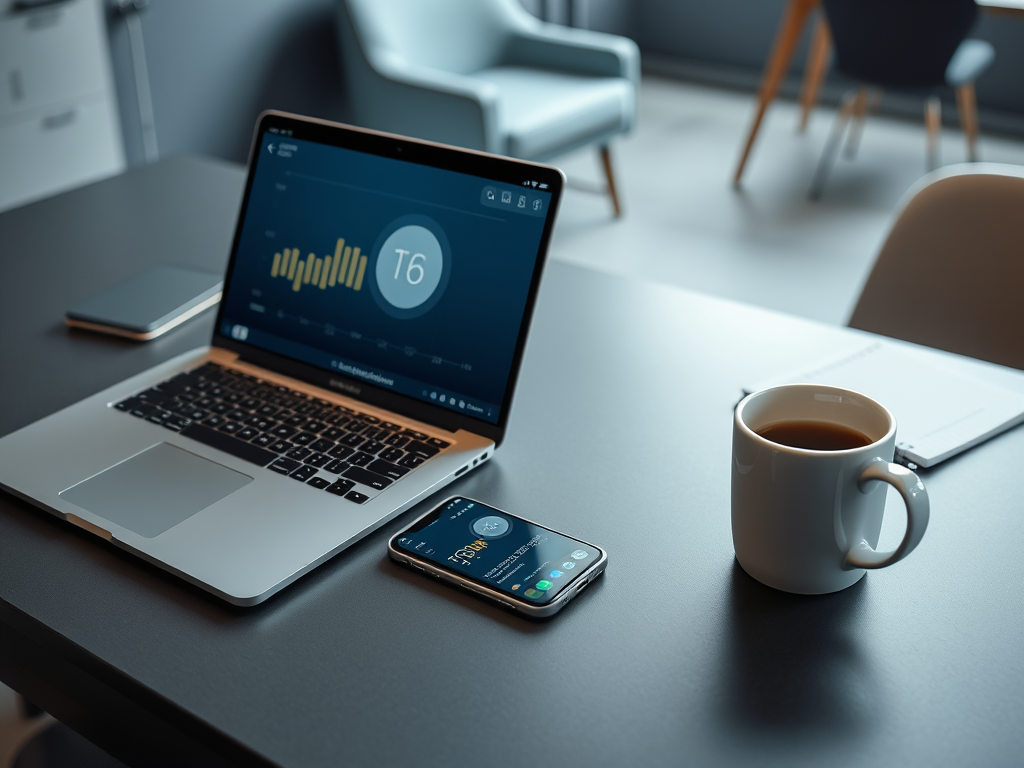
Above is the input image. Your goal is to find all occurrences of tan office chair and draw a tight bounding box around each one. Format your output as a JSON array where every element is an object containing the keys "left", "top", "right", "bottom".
[{"left": 848, "top": 163, "right": 1024, "bottom": 370}]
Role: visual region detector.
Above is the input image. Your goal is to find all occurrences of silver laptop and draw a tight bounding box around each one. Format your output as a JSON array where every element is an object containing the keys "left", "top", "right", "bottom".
[{"left": 0, "top": 111, "right": 564, "bottom": 606}]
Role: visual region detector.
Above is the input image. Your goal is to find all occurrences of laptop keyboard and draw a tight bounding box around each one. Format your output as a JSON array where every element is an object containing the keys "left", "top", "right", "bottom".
[{"left": 112, "top": 362, "right": 450, "bottom": 505}]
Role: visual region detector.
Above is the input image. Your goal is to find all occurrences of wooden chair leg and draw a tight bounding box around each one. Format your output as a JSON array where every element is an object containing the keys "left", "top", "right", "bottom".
[
  {"left": 734, "top": 0, "right": 818, "bottom": 185},
  {"left": 956, "top": 83, "right": 979, "bottom": 162},
  {"left": 925, "top": 96, "right": 941, "bottom": 171},
  {"left": 798, "top": 13, "right": 832, "bottom": 132},
  {"left": 843, "top": 87, "right": 869, "bottom": 159},
  {"left": 599, "top": 145, "right": 622, "bottom": 217}
]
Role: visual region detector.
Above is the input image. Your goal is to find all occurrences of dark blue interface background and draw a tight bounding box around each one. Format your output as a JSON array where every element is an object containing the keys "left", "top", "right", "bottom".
[
  {"left": 396, "top": 498, "right": 601, "bottom": 604},
  {"left": 219, "top": 134, "right": 553, "bottom": 424}
]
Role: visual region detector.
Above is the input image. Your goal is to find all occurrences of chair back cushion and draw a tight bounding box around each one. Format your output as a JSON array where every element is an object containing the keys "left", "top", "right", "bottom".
[
  {"left": 822, "top": 0, "right": 978, "bottom": 88},
  {"left": 344, "top": 0, "right": 516, "bottom": 74},
  {"left": 849, "top": 164, "right": 1024, "bottom": 370}
]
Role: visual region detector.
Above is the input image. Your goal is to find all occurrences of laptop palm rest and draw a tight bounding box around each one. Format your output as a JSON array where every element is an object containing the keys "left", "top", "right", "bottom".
[{"left": 60, "top": 443, "right": 252, "bottom": 538}]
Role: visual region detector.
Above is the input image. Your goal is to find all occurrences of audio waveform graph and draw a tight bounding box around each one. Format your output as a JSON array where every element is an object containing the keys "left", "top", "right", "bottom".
[{"left": 270, "top": 238, "right": 367, "bottom": 293}]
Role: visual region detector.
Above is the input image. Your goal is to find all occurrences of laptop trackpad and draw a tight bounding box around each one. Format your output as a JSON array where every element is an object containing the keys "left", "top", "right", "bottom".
[{"left": 60, "top": 443, "right": 253, "bottom": 538}]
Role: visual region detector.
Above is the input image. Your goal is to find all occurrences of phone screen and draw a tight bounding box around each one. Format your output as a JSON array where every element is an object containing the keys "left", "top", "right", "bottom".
[{"left": 394, "top": 498, "right": 600, "bottom": 605}]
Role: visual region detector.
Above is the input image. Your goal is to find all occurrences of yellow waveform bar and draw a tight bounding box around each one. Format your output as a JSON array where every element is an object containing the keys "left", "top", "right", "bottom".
[{"left": 270, "top": 238, "right": 367, "bottom": 293}]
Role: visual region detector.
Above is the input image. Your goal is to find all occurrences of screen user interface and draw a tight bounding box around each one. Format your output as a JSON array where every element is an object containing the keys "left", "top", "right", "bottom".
[
  {"left": 218, "top": 126, "right": 554, "bottom": 425},
  {"left": 395, "top": 498, "right": 600, "bottom": 604}
]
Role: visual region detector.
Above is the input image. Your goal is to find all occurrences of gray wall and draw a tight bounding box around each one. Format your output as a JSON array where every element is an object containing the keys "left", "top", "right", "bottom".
[
  {"left": 107, "top": 0, "right": 348, "bottom": 167},
  {"left": 105, "top": 0, "right": 1024, "bottom": 168}
]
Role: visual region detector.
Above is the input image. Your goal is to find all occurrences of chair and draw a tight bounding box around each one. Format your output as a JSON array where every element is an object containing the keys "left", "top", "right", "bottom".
[
  {"left": 848, "top": 163, "right": 1024, "bottom": 371},
  {"left": 335, "top": 0, "right": 639, "bottom": 215},
  {"left": 809, "top": 0, "right": 994, "bottom": 199}
]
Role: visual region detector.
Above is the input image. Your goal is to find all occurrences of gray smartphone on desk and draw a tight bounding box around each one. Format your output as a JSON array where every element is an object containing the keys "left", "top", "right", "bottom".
[
  {"left": 65, "top": 265, "right": 223, "bottom": 340},
  {"left": 389, "top": 496, "right": 608, "bottom": 618}
]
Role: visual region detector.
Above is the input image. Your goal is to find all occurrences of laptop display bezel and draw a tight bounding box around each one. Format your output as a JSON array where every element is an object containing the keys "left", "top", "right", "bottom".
[{"left": 211, "top": 110, "right": 564, "bottom": 447}]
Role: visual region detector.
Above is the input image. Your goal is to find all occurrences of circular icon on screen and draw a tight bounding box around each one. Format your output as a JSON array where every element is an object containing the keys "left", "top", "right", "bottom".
[
  {"left": 369, "top": 215, "right": 451, "bottom": 319},
  {"left": 471, "top": 515, "right": 511, "bottom": 539}
]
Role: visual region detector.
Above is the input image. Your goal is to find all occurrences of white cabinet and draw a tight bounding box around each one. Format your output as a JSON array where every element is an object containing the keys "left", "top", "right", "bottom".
[{"left": 0, "top": 0, "right": 125, "bottom": 212}]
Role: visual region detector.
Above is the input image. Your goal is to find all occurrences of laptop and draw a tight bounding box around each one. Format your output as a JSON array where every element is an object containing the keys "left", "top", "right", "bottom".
[{"left": 0, "top": 111, "right": 564, "bottom": 606}]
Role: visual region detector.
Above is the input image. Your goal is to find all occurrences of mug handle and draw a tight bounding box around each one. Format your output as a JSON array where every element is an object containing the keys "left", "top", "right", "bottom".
[{"left": 844, "top": 458, "right": 930, "bottom": 570}]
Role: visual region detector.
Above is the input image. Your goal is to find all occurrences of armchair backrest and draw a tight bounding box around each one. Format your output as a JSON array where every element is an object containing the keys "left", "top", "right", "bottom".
[
  {"left": 343, "top": 0, "right": 527, "bottom": 74},
  {"left": 822, "top": 0, "right": 978, "bottom": 89}
]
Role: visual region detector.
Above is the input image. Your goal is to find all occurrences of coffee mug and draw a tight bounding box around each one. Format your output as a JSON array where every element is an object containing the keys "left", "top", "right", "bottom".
[{"left": 732, "top": 384, "right": 929, "bottom": 594}]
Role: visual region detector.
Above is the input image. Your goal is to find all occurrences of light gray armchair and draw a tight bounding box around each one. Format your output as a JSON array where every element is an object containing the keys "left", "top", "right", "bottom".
[{"left": 335, "top": 0, "right": 639, "bottom": 215}]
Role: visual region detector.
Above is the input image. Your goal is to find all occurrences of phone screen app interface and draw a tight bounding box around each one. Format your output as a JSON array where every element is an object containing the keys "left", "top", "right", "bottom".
[
  {"left": 396, "top": 498, "right": 599, "bottom": 604},
  {"left": 219, "top": 132, "right": 552, "bottom": 424}
]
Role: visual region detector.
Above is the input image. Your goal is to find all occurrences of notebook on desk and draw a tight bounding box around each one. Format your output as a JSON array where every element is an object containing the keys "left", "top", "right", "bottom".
[
  {"left": 746, "top": 339, "right": 1024, "bottom": 468},
  {"left": 0, "top": 112, "right": 564, "bottom": 605}
]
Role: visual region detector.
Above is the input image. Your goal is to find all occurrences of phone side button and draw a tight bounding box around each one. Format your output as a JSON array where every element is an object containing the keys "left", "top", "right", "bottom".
[{"left": 498, "top": 600, "right": 517, "bottom": 610}]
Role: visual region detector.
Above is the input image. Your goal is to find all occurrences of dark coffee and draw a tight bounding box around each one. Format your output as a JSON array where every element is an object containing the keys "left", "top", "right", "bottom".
[{"left": 755, "top": 420, "right": 873, "bottom": 451}]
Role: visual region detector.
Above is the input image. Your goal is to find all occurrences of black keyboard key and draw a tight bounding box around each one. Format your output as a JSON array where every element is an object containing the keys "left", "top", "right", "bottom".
[
  {"left": 304, "top": 421, "right": 328, "bottom": 433},
  {"left": 362, "top": 415, "right": 381, "bottom": 425},
  {"left": 349, "top": 451, "right": 374, "bottom": 467},
  {"left": 362, "top": 427, "right": 386, "bottom": 441},
  {"left": 286, "top": 446, "right": 312, "bottom": 460},
  {"left": 343, "top": 466, "right": 392, "bottom": 491},
  {"left": 340, "top": 433, "right": 365, "bottom": 448},
  {"left": 307, "top": 477, "right": 331, "bottom": 490},
  {"left": 180, "top": 424, "right": 277, "bottom": 467},
  {"left": 163, "top": 415, "right": 189, "bottom": 432},
  {"left": 246, "top": 416, "right": 275, "bottom": 431},
  {"left": 384, "top": 435, "right": 409, "bottom": 448},
  {"left": 253, "top": 433, "right": 276, "bottom": 449},
  {"left": 325, "top": 479, "right": 355, "bottom": 497},
  {"left": 257, "top": 404, "right": 279, "bottom": 417},
  {"left": 237, "top": 427, "right": 259, "bottom": 441},
  {"left": 203, "top": 414, "right": 226, "bottom": 428},
  {"left": 427, "top": 437, "right": 451, "bottom": 450},
  {"left": 268, "top": 439, "right": 292, "bottom": 453},
  {"left": 271, "top": 425, "right": 297, "bottom": 439},
  {"left": 291, "top": 431, "right": 317, "bottom": 446},
  {"left": 328, "top": 444, "right": 355, "bottom": 460},
  {"left": 146, "top": 409, "right": 171, "bottom": 425},
  {"left": 129, "top": 403, "right": 155, "bottom": 419},
  {"left": 306, "top": 452, "right": 330, "bottom": 468},
  {"left": 399, "top": 454, "right": 426, "bottom": 469},
  {"left": 225, "top": 392, "right": 244, "bottom": 403},
  {"left": 225, "top": 408, "right": 248, "bottom": 421},
  {"left": 404, "top": 440, "right": 439, "bottom": 457},
  {"left": 322, "top": 427, "right": 346, "bottom": 441},
  {"left": 219, "top": 421, "right": 243, "bottom": 435},
  {"left": 184, "top": 408, "right": 208, "bottom": 422},
  {"left": 368, "top": 459, "right": 409, "bottom": 480},
  {"left": 114, "top": 398, "right": 135, "bottom": 412},
  {"left": 325, "top": 459, "right": 350, "bottom": 474},
  {"left": 136, "top": 388, "right": 171, "bottom": 406},
  {"left": 345, "top": 490, "right": 369, "bottom": 504},
  {"left": 379, "top": 447, "right": 404, "bottom": 463},
  {"left": 403, "top": 429, "right": 428, "bottom": 440},
  {"left": 361, "top": 440, "right": 387, "bottom": 455},
  {"left": 290, "top": 464, "right": 318, "bottom": 482},
  {"left": 310, "top": 438, "right": 334, "bottom": 453},
  {"left": 240, "top": 398, "right": 262, "bottom": 410},
  {"left": 269, "top": 457, "right": 300, "bottom": 475},
  {"left": 345, "top": 421, "right": 367, "bottom": 434},
  {"left": 211, "top": 402, "right": 231, "bottom": 415},
  {"left": 381, "top": 421, "right": 401, "bottom": 431}
]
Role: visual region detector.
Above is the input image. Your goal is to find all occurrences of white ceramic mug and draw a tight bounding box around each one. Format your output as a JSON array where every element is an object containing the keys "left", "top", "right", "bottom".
[{"left": 732, "top": 384, "right": 929, "bottom": 594}]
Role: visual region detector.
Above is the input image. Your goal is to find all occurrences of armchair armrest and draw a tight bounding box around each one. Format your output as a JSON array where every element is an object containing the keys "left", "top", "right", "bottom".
[{"left": 503, "top": 22, "right": 640, "bottom": 89}]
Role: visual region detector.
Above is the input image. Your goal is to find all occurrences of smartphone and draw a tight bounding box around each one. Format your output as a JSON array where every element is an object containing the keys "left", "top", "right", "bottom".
[
  {"left": 389, "top": 496, "right": 607, "bottom": 618},
  {"left": 65, "top": 265, "right": 223, "bottom": 341}
]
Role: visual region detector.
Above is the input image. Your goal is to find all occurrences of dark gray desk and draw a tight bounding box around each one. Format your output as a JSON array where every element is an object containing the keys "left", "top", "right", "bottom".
[{"left": 2, "top": 157, "right": 1023, "bottom": 768}]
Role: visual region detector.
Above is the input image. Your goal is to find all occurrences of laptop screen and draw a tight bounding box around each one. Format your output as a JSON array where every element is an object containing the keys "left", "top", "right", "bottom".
[{"left": 217, "top": 116, "right": 560, "bottom": 428}]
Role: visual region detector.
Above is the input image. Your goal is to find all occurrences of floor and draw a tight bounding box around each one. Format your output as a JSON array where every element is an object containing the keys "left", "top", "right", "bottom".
[{"left": 1, "top": 75, "right": 1022, "bottom": 765}]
